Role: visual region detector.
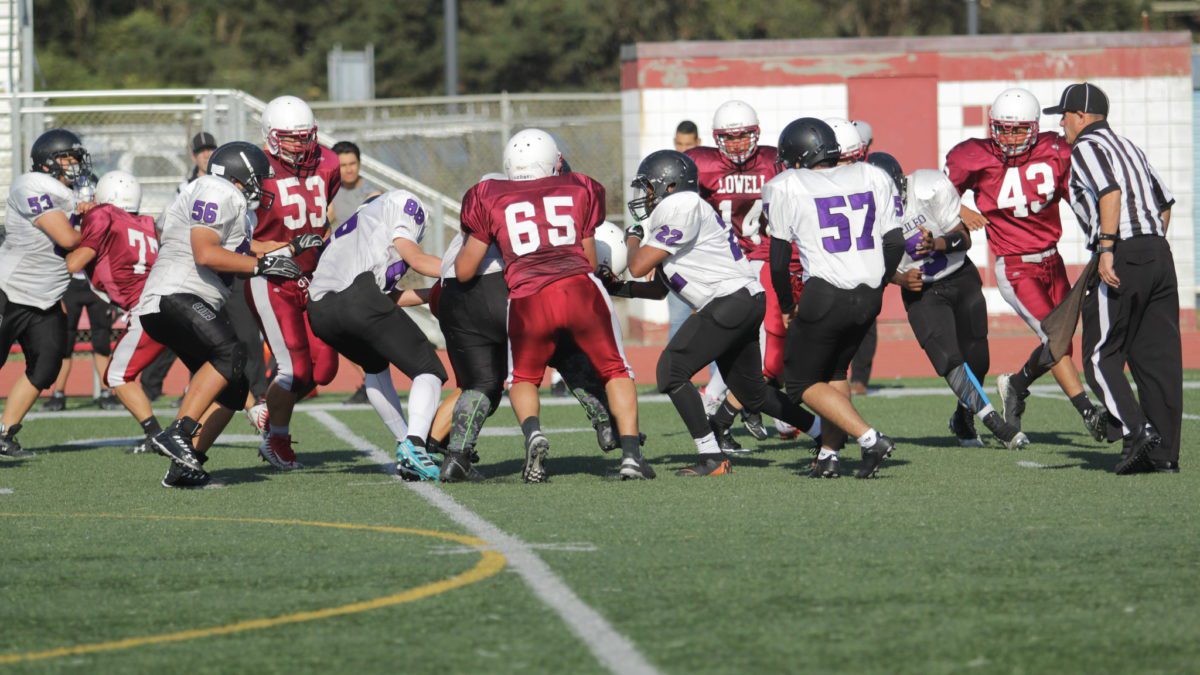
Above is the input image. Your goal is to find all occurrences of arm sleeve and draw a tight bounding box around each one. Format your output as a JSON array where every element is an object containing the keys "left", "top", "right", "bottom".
[
  {"left": 770, "top": 235, "right": 796, "bottom": 315},
  {"left": 943, "top": 146, "right": 975, "bottom": 194},
  {"left": 459, "top": 186, "right": 493, "bottom": 245},
  {"left": 1145, "top": 157, "right": 1175, "bottom": 211},
  {"left": 882, "top": 228, "right": 905, "bottom": 287},
  {"left": 1072, "top": 142, "right": 1119, "bottom": 199}
]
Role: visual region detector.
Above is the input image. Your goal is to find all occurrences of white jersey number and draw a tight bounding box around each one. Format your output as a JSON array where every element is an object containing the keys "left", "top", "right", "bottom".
[
  {"left": 126, "top": 229, "right": 158, "bottom": 275},
  {"left": 504, "top": 196, "right": 577, "bottom": 256},
  {"left": 996, "top": 162, "right": 1054, "bottom": 217},
  {"left": 719, "top": 198, "right": 764, "bottom": 242},
  {"left": 277, "top": 176, "right": 328, "bottom": 230}
]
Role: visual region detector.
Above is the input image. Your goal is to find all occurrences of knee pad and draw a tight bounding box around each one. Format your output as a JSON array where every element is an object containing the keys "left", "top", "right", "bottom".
[
  {"left": 215, "top": 376, "right": 250, "bottom": 411},
  {"left": 91, "top": 328, "right": 113, "bottom": 357},
  {"left": 212, "top": 340, "right": 246, "bottom": 384},
  {"left": 26, "top": 354, "right": 60, "bottom": 391}
]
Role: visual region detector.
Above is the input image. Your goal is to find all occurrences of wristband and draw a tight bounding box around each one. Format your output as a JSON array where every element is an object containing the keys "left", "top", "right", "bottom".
[
  {"left": 1097, "top": 245, "right": 1115, "bottom": 255},
  {"left": 1097, "top": 233, "right": 1119, "bottom": 242}
]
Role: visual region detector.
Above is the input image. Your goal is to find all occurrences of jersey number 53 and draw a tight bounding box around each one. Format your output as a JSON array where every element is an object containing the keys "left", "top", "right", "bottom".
[{"left": 277, "top": 176, "right": 328, "bottom": 230}]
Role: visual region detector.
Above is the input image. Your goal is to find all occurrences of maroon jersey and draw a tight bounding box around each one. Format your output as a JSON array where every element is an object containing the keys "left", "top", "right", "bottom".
[
  {"left": 78, "top": 204, "right": 159, "bottom": 311},
  {"left": 254, "top": 145, "right": 341, "bottom": 273},
  {"left": 945, "top": 131, "right": 1070, "bottom": 257},
  {"left": 687, "top": 145, "right": 780, "bottom": 261},
  {"left": 461, "top": 173, "right": 604, "bottom": 299}
]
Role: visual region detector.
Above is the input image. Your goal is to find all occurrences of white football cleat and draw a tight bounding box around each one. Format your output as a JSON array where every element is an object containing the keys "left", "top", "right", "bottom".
[{"left": 245, "top": 402, "right": 269, "bottom": 434}]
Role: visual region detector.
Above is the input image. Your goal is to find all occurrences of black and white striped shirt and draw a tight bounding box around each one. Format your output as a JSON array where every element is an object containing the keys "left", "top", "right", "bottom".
[{"left": 1067, "top": 121, "right": 1174, "bottom": 249}]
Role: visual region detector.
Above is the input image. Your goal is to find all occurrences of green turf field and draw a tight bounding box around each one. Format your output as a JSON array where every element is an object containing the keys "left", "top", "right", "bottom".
[{"left": 1, "top": 379, "right": 1197, "bottom": 674}]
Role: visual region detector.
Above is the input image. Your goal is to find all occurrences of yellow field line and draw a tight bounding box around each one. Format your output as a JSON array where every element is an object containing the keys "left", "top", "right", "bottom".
[{"left": 0, "top": 513, "right": 507, "bottom": 665}]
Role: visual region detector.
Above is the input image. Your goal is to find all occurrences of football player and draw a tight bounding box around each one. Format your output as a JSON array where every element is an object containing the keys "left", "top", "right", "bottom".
[
  {"left": 872, "top": 153, "right": 1029, "bottom": 450},
  {"left": 247, "top": 95, "right": 341, "bottom": 470},
  {"left": 307, "top": 191, "right": 447, "bottom": 481},
  {"left": 945, "top": 88, "right": 1105, "bottom": 439},
  {"left": 626, "top": 150, "right": 821, "bottom": 477},
  {"left": 686, "top": 100, "right": 817, "bottom": 449},
  {"left": 765, "top": 118, "right": 905, "bottom": 478},
  {"left": 0, "top": 129, "right": 90, "bottom": 458},
  {"left": 65, "top": 171, "right": 170, "bottom": 454},
  {"left": 136, "top": 141, "right": 311, "bottom": 487},
  {"left": 455, "top": 129, "right": 651, "bottom": 482}
]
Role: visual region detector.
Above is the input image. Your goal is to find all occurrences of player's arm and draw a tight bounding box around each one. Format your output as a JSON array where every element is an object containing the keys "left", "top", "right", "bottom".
[
  {"left": 65, "top": 246, "right": 97, "bottom": 274},
  {"left": 625, "top": 229, "right": 669, "bottom": 279},
  {"left": 192, "top": 228, "right": 258, "bottom": 274},
  {"left": 929, "top": 224, "right": 971, "bottom": 254},
  {"left": 769, "top": 236, "right": 796, "bottom": 315},
  {"left": 250, "top": 240, "right": 289, "bottom": 256},
  {"left": 959, "top": 204, "right": 987, "bottom": 231},
  {"left": 944, "top": 150, "right": 987, "bottom": 231},
  {"left": 394, "top": 238, "right": 442, "bottom": 278},
  {"left": 34, "top": 211, "right": 81, "bottom": 251},
  {"left": 394, "top": 286, "right": 433, "bottom": 307},
  {"left": 455, "top": 235, "right": 490, "bottom": 282}
]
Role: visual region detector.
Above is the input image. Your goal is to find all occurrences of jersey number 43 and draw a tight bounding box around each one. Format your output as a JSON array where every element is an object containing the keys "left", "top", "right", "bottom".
[{"left": 996, "top": 162, "right": 1054, "bottom": 217}]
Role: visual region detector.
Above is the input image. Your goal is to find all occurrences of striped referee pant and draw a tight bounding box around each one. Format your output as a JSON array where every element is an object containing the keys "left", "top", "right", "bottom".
[{"left": 1080, "top": 236, "right": 1182, "bottom": 462}]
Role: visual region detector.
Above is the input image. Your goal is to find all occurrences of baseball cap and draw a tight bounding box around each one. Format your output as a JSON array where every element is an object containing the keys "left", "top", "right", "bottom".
[
  {"left": 1043, "top": 83, "right": 1109, "bottom": 116},
  {"left": 191, "top": 131, "right": 218, "bottom": 154}
]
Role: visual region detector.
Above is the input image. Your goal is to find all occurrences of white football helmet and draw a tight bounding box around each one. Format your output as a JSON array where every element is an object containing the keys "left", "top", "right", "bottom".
[
  {"left": 262, "top": 95, "right": 320, "bottom": 174},
  {"left": 95, "top": 170, "right": 142, "bottom": 214},
  {"left": 824, "top": 117, "right": 864, "bottom": 162},
  {"left": 712, "top": 100, "right": 760, "bottom": 164},
  {"left": 989, "top": 88, "right": 1040, "bottom": 157},
  {"left": 593, "top": 221, "right": 628, "bottom": 277},
  {"left": 852, "top": 120, "right": 874, "bottom": 150},
  {"left": 503, "top": 129, "right": 561, "bottom": 181}
]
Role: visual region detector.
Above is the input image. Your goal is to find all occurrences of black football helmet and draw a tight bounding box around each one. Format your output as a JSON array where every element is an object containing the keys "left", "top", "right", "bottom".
[
  {"left": 866, "top": 152, "right": 905, "bottom": 203},
  {"left": 627, "top": 150, "right": 698, "bottom": 221},
  {"left": 208, "top": 141, "right": 275, "bottom": 210},
  {"left": 31, "top": 129, "right": 91, "bottom": 182},
  {"left": 776, "top": 118, "right": 839, "bottom": 171}
]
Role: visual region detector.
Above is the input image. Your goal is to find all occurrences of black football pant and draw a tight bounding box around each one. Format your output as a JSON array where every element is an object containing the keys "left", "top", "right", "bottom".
[
  {"left": 0, "top": 289, "right": 68, "bottom": 390},
  {"left": 139, "top": 294, "right": 249, "bottom": 411},
  {"left": 785, "top": 278, "right": 882, "bottom": 399},
  {"left": 902, "top": 260, "right": 989, "bottom": 380},
  {"left": 1081, "top": 236, "right": 1182, "bottom": 462}
]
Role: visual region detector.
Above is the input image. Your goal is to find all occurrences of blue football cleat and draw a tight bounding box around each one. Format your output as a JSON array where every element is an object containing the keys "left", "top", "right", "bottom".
[{"left": 396, "top": 439, "right": 440, "bottom": 481}]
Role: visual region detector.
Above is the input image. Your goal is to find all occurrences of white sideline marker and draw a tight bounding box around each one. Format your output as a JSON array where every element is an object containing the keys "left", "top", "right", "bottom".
[{"left": 307, "top": 410, "right": 661, "bottom": 675}]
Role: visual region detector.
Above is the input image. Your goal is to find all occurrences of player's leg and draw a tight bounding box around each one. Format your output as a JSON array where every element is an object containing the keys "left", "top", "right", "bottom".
[
  {"left": 83, "top": 295, "right": 116, "bottom": 407},
  {"left": 246, "top": 278, "right": 313, "bottom": 454},
  {"left": 104, "top": 314, "right": 168, "bottom": 453},
  {"left": 1, "top": 303, "right": 68, "bottom": 457},
  {"left": 550, "top": 341, "right": 617, "bottom": 452},
  {"left": 44, "top": 289, "right": 85, "bottom": 410},
  {"left": 506, "top": 291, "right": 557, "bottom": 482}
]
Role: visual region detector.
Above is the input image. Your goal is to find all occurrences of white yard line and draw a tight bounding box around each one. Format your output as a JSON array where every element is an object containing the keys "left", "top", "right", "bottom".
[{"left": 307, "top": 410, "right": 660, "bottom": 675}]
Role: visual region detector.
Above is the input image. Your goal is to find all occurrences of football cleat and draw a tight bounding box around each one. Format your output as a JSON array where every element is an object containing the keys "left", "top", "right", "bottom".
[
  {"left": 675, "top": 454, "right": 732, "bottom": 477},
  {"left": 995, "top": 373, "right": 1028, "bottom": 431},
  {"left": 981, "top": 412, "right": 1030, "bottom": 450},
  {"left": 741, "top": 410, "right": 769, "bottom": 441},
  {"left": 0, "top": 424, "right": 33, "bottom": 459},
  {"left": 151, "top": 419, "right": 203, "bottom": 471},
  {"left": 439, "top": 451, "right": 482, "bottom": 483},
  {"left": 126, "top": 436, "right": 153, "bottom": 455},
  {"left": 855, "top": 434, "right": 895, "bottom": 479},
  {"left": 594, "top": 417, "right": 618, "bottom": 453},
  {"left": 776, "top": 419, "right": 799, "bottom": 440},
  {"left": 396, "top": 439, "right": 440, "bottom": 481},
  {"left": 245, "top": 402, "right": 269, "bottom": 434},
  {"left": 41, "top": 393, "right": 66, "bottom": 412},
  {"left": 710, "top": 418, "right": 748, "bottom": 455},
  {"left": 521, "top": 431, "right": 550, "bottom": 483},
  {"left": 700, "top": 388, "right": 723, "bottom": 417},
  {"left": 161, "top": 453, "right": 211, "bottom": 489},
  {"left": 1082, "top": 404, "right": 1108, "bottom": 443},
  {"left": 1115, "top": 424, "right": 1161, "bottom": 476},
  {"left": 809, "top": 453, "right": 840, "bottom": 478},
  {"left": 618, "top": 450, "right": 656, "bottom": 480},
  {"left": 949, "top": 406, "right": 985, "bottom": 448},
  {"left": 258, "top": 434, "right": 303, "bottom": 470},
  {"left": 96, "top": 390, "right": 123, "bottom": 411}
]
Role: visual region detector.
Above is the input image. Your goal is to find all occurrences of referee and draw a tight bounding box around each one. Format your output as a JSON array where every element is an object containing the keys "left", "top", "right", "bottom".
[{"left": 1048, "top": 83, "right": 1182, "bottom": 474}]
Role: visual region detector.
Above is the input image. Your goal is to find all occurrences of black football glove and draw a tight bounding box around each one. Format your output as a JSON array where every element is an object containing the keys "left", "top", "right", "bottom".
[
  {"left": 625, "top": 223, "right": 645, "bottom": 241},
  {"left": 255, "top": 255, "right": 303, "bottom": 280},
  {"left": 288, "top": 233, "right": 325, "bottom": 257},
  {"left": 596, "top": 265, "right": 622, "bottom": 293}
]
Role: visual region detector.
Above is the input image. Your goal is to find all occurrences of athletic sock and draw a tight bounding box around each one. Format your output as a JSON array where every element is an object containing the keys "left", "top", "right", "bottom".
[
  {"left": 1010, "top": 345, "right": 1050, "bottom": 393},
  {"left": 269, "top": 424, "right": 289, "bottom": 437},
  {"left": 405, "top": 373, "right": 442, "bottom": 441},
  {"left": 618, "top": 435, "right": 641, "bottom": 456},
  {"left": 364, "top": 370, "right": 408, "bottom": 442},
  {"left": 140, "top": 416, "right": 162, "bottom": 436},
  {"left": 857, "top": 428, "right": 879, "bottom": 449},
  {"left": 520, "top": 416, "right": 541, "bottom": 442},
  {"left": 1069, "top": 392, "right": 1093, "bottom": 417},
  {"left": 805, "top": 417, "right": 822, "bottom": 439},
  {"left": 713, "top": 400, "right": 739, "bottom": 428},
  {"left": 694, "top": 433, "right": 721, "bottom": 455},
  {"left": 817, "top": 447, "right": 839, "bottom": 460}
]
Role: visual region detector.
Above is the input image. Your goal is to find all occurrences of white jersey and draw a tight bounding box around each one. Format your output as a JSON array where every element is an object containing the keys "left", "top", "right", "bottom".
[
  {"left": 135, "top": 175, "right": 251, "bottom": 315},
  {"left": 0, "top": 173, "right": 77, "bottom": 309},
  {"left": 309, "top": 190, "right": 430, "bottom": 302},
  {"left": 644, "top": 190, "right": 761, "bottom": 310},
  {"left": 897, "top": 169, "right": 966, "bottom": 283},
  {"left": 764, "top": 162, "right": 901, "bottom": 290},
  {"left": 439, "top": 231, "right": 505, "bottom": 281}
]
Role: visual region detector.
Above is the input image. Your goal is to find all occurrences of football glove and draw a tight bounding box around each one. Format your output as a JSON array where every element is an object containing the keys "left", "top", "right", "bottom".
[
  {"left": 255, "top": 254, "right": 303, "bottom": 280},
  {"left": 625, "top": 223, "right": 645, "bottom": 241},
  {"left": 288, "top": 233, "right": 325, "bottom": 257}
]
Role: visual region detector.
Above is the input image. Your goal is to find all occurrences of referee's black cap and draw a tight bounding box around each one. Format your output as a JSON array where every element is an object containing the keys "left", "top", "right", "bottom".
[{"left": 1043, "top": 83, "right": 1109, "bottom": 116}]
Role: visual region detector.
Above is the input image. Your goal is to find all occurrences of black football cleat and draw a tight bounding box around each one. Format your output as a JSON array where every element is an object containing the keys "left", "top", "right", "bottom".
[
  {"left": 151, "top": 418, "right": 204, "bottom": 471},
  {"left": 40, "top": 393, "right": 66, "bottom": 412},
  {"left": 161, "top": 453, "right": 211, "bottom": 489},
  {"left": 949, "top": 406, "right": 984, "bottom": 447},
  {"left": 809, "top": 453, "right": 840, "bottom": 478},
  {"left": 855, "top": 434, "right": 895, "bottom": 479},
  {"left": 1081, "top": 404, "right": 1108, "bottom": 443},
  {"left": 675, "top": 454, "right": 732, "bottom": 477},
  {"left": 96, "top": 390, "right": 123, "bottom": 410},
  {"left": 440, "top": 450, "right": 483, "bottom": 483},
  {"left": 1115, "top": 424, "right": 1161, "bottom": 475},
  {"left": 126, "top": 436, "right": 154, "bottom": 455},
  {"left": 741, "top": 410, "right": 769, "bottom": 441},
  {"left": 522, "top": 431, "right": 550, "bottom": 483},
  {"left": 0, "top": 424, "right": 33, "bottom": 459},
  {"left": 710, "top": 418, "right": 747, "bottom": 455},
  {"left": 995, "top": 373, "right": 1028, "bottom": 431},
  {"left": 618, "top": 450, "right": 656, "bottom": 480},
  {"left": 982, "top": 411, "right": 1030, "bottom": 450}
]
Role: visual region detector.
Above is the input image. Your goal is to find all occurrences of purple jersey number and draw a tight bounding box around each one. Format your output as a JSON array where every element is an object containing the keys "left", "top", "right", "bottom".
[
  {"left": 921, "top": 252, "right": 949, "bottom": 277},
  {"left": 383, "top": 259, "right": 408, "bottom": 291},
  {"left": 190, "top": 200, "right": 219, "bottom": 224},
  {"left": 26, "top": 194, "right": 53, "bottom": 215},
  {"left": 715, "top": 214, "right": 745, "bottom": 261},
  {"left": 655, "top": 226, "right": 683, "bottom": 246},
  {"left": 333, "top": 214, "right": 359, "bottom": 239},
  {"left": 815, "top": 192, "right": 876, "bottom": 254}
]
